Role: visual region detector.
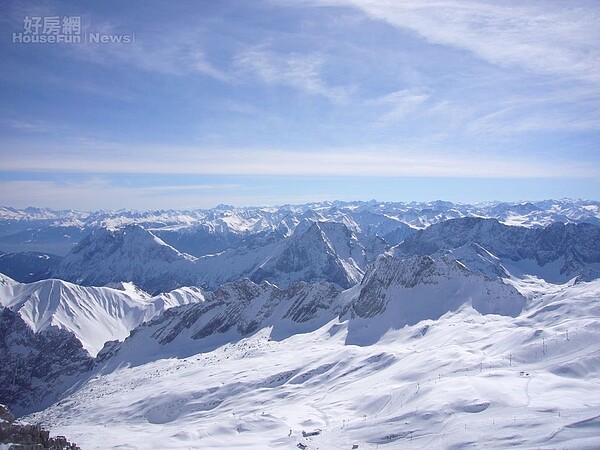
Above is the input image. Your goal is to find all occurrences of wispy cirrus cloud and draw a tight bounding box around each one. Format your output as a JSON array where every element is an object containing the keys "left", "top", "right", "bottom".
[
  {"left": 0, "top": 118, "right": 53, "bottom": 133},
  {"left": 469, "top": 105, "right": 600, "bottom": 134},
  {"left": 368, "top": 89, "right": 430, "bottom": 125},
  {"left": 1, "top": 140, "right": 597, "bottom": 179},
  {"left": 285, "top": 0, "right": 600, "bottom": 136},
  {"left": 234, "top": 47, "right": 352, "bottom": 102},
  {"left": 1, "top": 0, "right": 598, "bottom": 209},
  {"left": 291, "top": 0, "right": 600, "bottom": 86},
  {"left": 466, "top": 85, "right": 600, "bottom": 134},
  {"left": 72, "top": 33, "right": 231, "bottom": 81},
  {"left": 0, "top": 178, "right": 243, "bottom": 210}
]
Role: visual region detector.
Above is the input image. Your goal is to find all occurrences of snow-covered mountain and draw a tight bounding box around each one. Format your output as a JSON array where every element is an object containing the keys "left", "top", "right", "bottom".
[
  {"left": 2, "top": 244, "right": 532, "bottom": 415},
  {"left": 0, "top": 251, "right": 61, "bottom": 283},
  {"left": 0, "top": 307, "right": 93, "bottom": 415},
  {"left": 249, "top": 222, "right": 384, "bottom": 289},
  {"left": 2, "top": 199, "right": 600, "bottom": 449},
  {"left": 51, "top": 222, "right": 383, "bottom": 293},
  {"left": 94, "top": 249, "right": 527, "bottom": 368},
  {"left": 97, "top": 279, "right": 343, "bottom": 366},
  {"left": 2, "top": 199, "right": 599, "bottom": 289},
  {"left": 23, "top": 275, "right": 600, "bottom": 449},
  {"left": 2, "top": 199, "right": 599, "bottom": 257},
  {"left": 0, "top": 277, "right": 201, "bottom": 356},
  {"left": 48, "top": 217, "right": 600, "bottom": 294},
  {"left": 395, "top": 217, "right": 600, "bottom": 282},
  {"left": 52, "top": 225, "right": 201, "bottom": 295},
  {"left": 0, "top": 276, "right": 206, "bottom": 415},
  {"left": 347, "top": 253, "right": 526, "bottom": 345}
]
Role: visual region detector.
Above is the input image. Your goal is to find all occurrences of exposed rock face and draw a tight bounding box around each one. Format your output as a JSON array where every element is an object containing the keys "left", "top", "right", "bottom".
[
  {"left": 352, "top": 255, "right": 441, "bottom": 319},
  {"left": 0, "top": 404, "right": 80, "bottom": 449},
  {"left": 52, "top": 221, "right": 380, "bottom": 293},
  {"left": 52, "top": 225, "right": 200, "bottom": 295},
  {"left": 283, "top": 282, "right": 341, "bottom": 323},
  {"left": 351, "top": 253, "right": 526, "bottom": 321},
  {"left": 251, "top": 222, "right": 367, "bottom": 289},
  {"left": 96, "top": 278, "right": 344, "bottom": 365},
  {"left": 0, "top": 404, "right": 15, "bottom": 423},
  {"left": 148, "top": 279, "right": 343, "bottom": 345},
  {"left": 433, "top": 242, "right": 509, "bottom": 280},
  {"left": 344, "top": 252, "right": 527, "bottom": 346},
  {"left": 0, "top": 308, "right": 93, "bottom": 415},
  {"left": 396, "top": 218, "right": 600, "bottom": 280}
]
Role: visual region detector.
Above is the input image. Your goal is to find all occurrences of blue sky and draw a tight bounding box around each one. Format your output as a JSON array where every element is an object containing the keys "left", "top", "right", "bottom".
[{"left": 0, "top": 0, "right": 599, "bottom": 210}]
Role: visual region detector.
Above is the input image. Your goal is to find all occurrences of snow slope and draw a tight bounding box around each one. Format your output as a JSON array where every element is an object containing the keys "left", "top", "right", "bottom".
[
  {"left": 2, "top": 199, "right": 599, "bottom": 257},
  {"left": 52, "top": 225, "right": 201, "bottom": 295},
  {"left": 0, "top": 278, "right": 202, "bottom": 356},
  {"left": 96, "top": 279, "right": 343, "bottom": 367},
  {"left": 347, "top": 253, "right": 526, "bottom": 345},
  {"left": 395, "top": 217, "right": 600, "bottom": 282},
  {"left": 0, "top": 307, "right": 93, "bottom": 415},
  {"left": 52, "top": 222, "right": 382, "bottom": 292},
  {"left": 25, "top": 278, "right": 600, "bottom": 449},
  {"left": 0, "top": 273, "right": 17, "bottom": 286},
  {"left": 92, "top": 249, "right": 523, "bottom": 365},
  {"left": 4, "top": 201, "right": 600, "bottom": 448}
]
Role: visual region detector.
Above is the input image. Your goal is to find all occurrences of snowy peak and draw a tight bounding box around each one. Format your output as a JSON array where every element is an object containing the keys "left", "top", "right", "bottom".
[
  {"left": 50, "top": 221, "right": 380, "bottom": 293},
  {"left": 52, "top": 225, "right": 199, "bottom": 294},
  {"left": 396, "top": 217, "right": 600, "bottom": 282},
  {"left": 347, "top": 253, "right": 526, "bottom": 344},
  {"left": 434, "top": 242, "right": 509, "bottom": 280},
  {"left": 251, "top": 222, "right": 364, "bottom": 289},
  {"left": 0, "top": 307, "right": 92, "bottom": 415},
  {"left": 100, "top": 278, "right": 342, "bottom": 365},
  {"left": 71, "top": 224, "right": 194, "bottom": 263},
  {"left": 2, "top": 198, "right": 598, "bottom": 246},
  {"left": 0, "top": 272, "right": 17, "bottom": 286},
  {"left": 0, "top": 277, "right": 201, "bottom": 356},
  {"left": 2, "top": 200, "right": 600, "bottom": 287}
]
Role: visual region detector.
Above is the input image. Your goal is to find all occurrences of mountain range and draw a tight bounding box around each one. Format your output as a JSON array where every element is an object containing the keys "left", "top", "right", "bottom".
[
  {"left": 0, "top": 199, "right": 599, "bottom": 449},
  {"left": 1, "top": 199, "right": 598, "bottom": 258}
]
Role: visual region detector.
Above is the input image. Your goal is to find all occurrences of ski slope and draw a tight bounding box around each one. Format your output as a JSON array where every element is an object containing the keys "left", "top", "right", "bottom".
[{"left": 26, "top": 278, "right": 600, "bottom": 449}]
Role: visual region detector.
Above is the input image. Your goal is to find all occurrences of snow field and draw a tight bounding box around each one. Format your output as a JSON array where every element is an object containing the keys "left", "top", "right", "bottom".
[{"left": 26, "top": 279, "right": 600, "bottom": 449}]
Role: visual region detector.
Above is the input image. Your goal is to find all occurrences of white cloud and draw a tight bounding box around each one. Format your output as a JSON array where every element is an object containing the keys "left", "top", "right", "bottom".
[
  {"left": 234, "top": 47, "right": 351, "bottom": 102},
  {"left": 293, "top": 0, "right": 600, "bottom": 86},
  {"left": 469, "top": 107, "right": 600, "bottom": 134},
  {"left": 467, "top": 87, "right": 600, "bottom": 134},
  {"left": 71, "top": 25, "right": 231, "bottom": 81},
  {"left": 0, "top": 118, "right": 54, "bottom": 133},
  {"left": 368, "top": 89, "right": 430, "bottom": 125},
  {"left": 0, "top": 178, "right": 242, "bottom": 210},
  {"left": 1, "top": 142, "right": 597, "bottom": 179}
]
